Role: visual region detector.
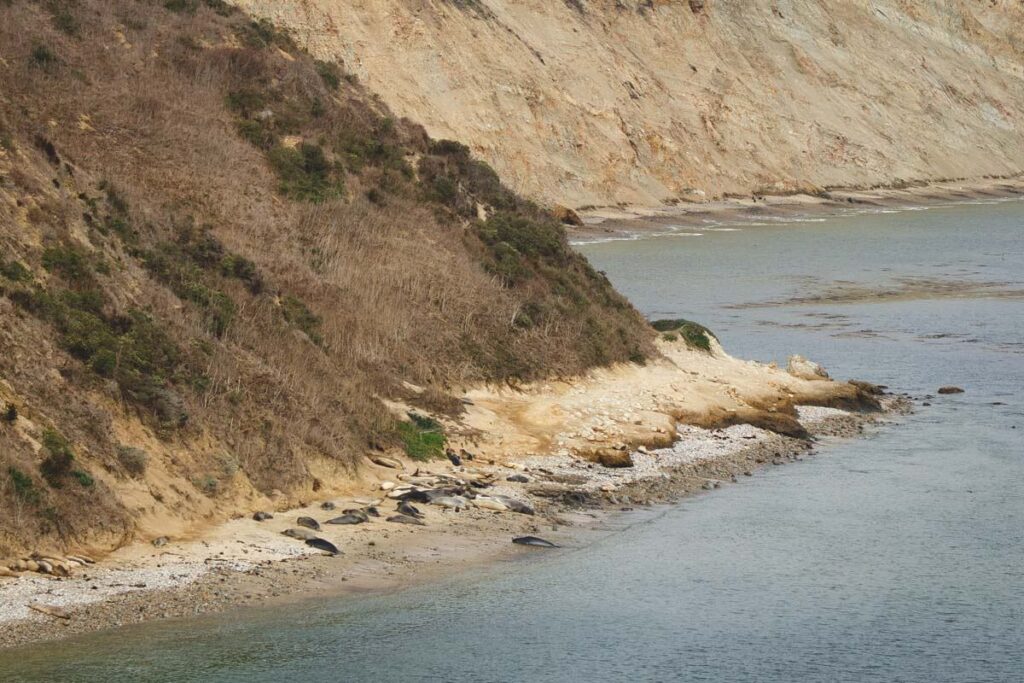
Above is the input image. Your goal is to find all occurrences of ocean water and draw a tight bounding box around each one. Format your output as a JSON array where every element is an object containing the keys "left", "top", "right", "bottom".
[{"left": 2, "top": 200, "right": 1022, "bottom": 682}]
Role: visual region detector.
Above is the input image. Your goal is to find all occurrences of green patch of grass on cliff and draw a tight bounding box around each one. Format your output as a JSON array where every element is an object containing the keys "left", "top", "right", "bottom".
[
  {"left": 397, "top": 413, "right": 446, "bottom": 461},
  {"left": 651, "top": 318, "right": 715, "bottom": 352}
]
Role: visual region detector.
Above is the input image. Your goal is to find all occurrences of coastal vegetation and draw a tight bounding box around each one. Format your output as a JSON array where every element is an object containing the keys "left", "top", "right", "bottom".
[{"left": 0, "top": 0, "right": 651, "bottom": 556}]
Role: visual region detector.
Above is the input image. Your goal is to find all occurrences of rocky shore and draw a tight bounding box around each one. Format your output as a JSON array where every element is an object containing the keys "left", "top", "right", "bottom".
[{"left": 0, "top": 394, "right": 909, "bottom": 650}]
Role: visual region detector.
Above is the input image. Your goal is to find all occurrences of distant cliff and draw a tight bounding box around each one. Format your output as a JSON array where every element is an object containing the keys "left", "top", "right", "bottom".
[{"left": 231, "top": 0, "right": 1024, "bottom": 207}]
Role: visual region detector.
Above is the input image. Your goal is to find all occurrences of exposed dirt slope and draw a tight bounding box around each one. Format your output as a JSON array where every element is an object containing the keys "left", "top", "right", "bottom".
[{"left": 231, "top": 0, "right": 1024, "bottom": 207}]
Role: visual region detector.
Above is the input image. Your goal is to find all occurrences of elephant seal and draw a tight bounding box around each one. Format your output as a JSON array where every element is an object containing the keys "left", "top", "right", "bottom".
[
  {"left": 386, "top": 514, "right": 426, "bottom": 526},
  {"left": 252, "top": 511, "right": 273, "bottom": 522},
  {"left": 430, "top": 495, "right": 468, "bottom": 511},
  {"left": 283, "top": 527, "right": 318, "bottom": 541},
  {"left": 493, "top": 496, "right": 535, "bottom": 515},
  {"left": 320, "top": 501, "right": 336, "bottom": 511},
  {"left": 365, "top": 506, "right": 381, "bottom": 517},
  {"left": 296, "top": 516, "right": 321, "bottom": 531},
  {"left": 397, "top": 501, "right": 423, "bottom": 518},
  {"left": 326, "top": 513, "right": 366, "bottom": 525},
  {"left": 446, "top": 449, "right": 462, "bottom": 466},
  {"left": 512, "top": 536, "right": 559, "bottom": 548},
  {"left": 506, "top": 474, "right": 529, "bottom": 483},
  {"left": 473, "top": 496, "right": 509, "bottom": 512},
  {"left": 305, "top": 538, "right": 340, "bottom": 555}
]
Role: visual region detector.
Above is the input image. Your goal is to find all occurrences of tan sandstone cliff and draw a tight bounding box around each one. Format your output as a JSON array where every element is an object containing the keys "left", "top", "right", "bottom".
[{"left": 230, "top": 0, "right": 1024, "bottom": 207}]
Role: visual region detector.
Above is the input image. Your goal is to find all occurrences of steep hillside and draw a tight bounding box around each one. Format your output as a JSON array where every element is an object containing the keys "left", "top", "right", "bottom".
[
  {"left": 231, "top": 0, "right": 1024, "bottom": 206},
  {"left": 0, "top": 0, "right": 652, "bottom": 556}
]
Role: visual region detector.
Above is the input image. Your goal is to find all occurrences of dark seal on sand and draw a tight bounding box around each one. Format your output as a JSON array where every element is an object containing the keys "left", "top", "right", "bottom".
[
  {"left": 512, "top": 536, "right": 559, "bottom": 548},
  {"left": 938, "top": 386, "right": 965, "bottom": 394},
  {"left": 305, "top": 538, "right": 340, "bottom": 555},
  {"left": 297, "top": 516, "right": 321, "bottom": 530}
]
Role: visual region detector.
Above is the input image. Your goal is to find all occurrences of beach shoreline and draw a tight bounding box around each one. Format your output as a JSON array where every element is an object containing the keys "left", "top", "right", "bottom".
[
  {"left": 0, "top": 394, "right": 909, "bottom": 650},
  {"left": 570, "top": 176, "right": 1024, "bottom": 243}
]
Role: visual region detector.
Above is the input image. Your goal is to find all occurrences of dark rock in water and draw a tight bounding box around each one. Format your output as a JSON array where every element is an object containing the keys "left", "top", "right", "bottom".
[
  {"left": 446, "top": 449, "right": 462, "bottom": 466},
  {"left": 506, "top": 474, "right": 530, "bottom": 483},
  {"left": 512, "top": 536, "right": 559, "bottom": 548},
  {"left": 320, "top": 501, "right": 336, "bottom": 511},
  {"left": 397, "top": 501, "right": 423, "bottom": 518},
  {"left": 938, "top": 386, "right": 965, "bottom": 394},
  {"left": 326, "top": 513, "right": 366, "bottom": 525},
  {"left": 252, "top": 511, "right": 273, "bottom": 522},
  {"left": 387, "top": 514, "right": 426, "bottom": 526},
  {"left": 849, "top": 379, "right": 886, "bottom": 395},
  {"left": 305, "top": 538, "right": 340, "bottom": 555},
  {"left": 296, "top": 516, "right": 321, "bottom": 531}
]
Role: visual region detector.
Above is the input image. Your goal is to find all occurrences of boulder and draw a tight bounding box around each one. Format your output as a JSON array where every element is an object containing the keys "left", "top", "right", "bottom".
[
  {"left": 787, "top": 355, "right": 830, "bottom": 381},
  {"left": 552, "top": 204, "right": 583, "bottom": 226},
  {"left": 596, "top": 449, "right": 634, "bottom": 468}
]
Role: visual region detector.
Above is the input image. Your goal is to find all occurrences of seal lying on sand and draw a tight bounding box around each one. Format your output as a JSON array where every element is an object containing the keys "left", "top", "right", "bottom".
[
  {"left": 305, "top": 538, "right": 340, "bottom": 555},
  {"left": 397, "top": 501, "right": 423, "bottom": 518},
  {"left": 297, "top": 516, "right": 321, "bottom": 530},
  {"left": 512, "top": 536, "right": 559, "bottom": 548},
  {"left": 493, "top": 496, "right": 535, "bottom": 515},
  {"left": 387, "top": 514, "right": 426, "bottom": 526},
  {"left": 283, "top": 527, "right": 319, "bottom": 541},
  {"left": 252, "top": 511, "right": 273, "bottom": 521},
  {"left": 326, "top": 513, "right": 366, "bottom": 525}
]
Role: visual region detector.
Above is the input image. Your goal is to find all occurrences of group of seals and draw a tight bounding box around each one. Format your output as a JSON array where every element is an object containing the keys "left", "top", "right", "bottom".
[{"left": 3, "top": 553, "right": 96, "bottom": 578}]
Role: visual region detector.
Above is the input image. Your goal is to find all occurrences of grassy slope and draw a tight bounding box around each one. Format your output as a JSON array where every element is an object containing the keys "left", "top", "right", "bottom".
[{"left": 0, "top": 0, "right": 652, "bottom": 556}]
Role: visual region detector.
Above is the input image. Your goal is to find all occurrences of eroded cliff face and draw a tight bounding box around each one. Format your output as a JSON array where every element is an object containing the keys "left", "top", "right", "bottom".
[{"left": 230, "top": 0, "right": 1024, "bottom": 207}]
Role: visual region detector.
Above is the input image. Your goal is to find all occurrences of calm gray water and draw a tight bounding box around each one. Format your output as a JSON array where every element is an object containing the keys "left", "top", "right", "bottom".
[{"left": 3, "top": 200, "right": 1022, "bottom": 682}]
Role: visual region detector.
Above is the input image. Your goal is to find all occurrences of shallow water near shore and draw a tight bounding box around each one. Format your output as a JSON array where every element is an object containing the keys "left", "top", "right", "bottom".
[{"left": 3, "top": 200, "right": 1023, "bottom": 682}]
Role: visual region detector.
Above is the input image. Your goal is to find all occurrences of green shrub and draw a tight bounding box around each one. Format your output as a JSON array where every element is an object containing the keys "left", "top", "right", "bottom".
[
  {"left": 267, "top": 143, "right": 344, "bottom": 202},
  {"left": 0, "top": 259, "right": 31, "bottom": 282},
  {"left": 219, "top": 254, "right": 263, "bottom": 293},
  {"left": 143, "top": 244, "right": 237, "bottom": 337},
  {"left": 164, "top": 0, "right": 198, "bottom": 14},
  {"left": 651, "top": 318, "right": 715, "bottom": 352},
  {"left": 194, "top": 474, "right": 218, "bottom": 494},
  {"left": 71, "top": 469, "right": 94, "bottom": 487},
  {"left": 117, "top": 445, "right": 149, "bottom": 476},
  {"left": 40, "top": 428, "right": 74, "bottom": 486},
  {"left": 47, "top": 1, "right": 79, "bottom": 35},
  {"left": 481, "top": 213, "right": 566, "bottom": 261},
  {"left": 8, "top": 467, "right": 39, "bottom": 504},
  {"left": 202, "top": 0, "right": 234, "bottom": 16},
  {"left": 280, "top": 295, "right": 323, "bottom": 346},
  {"left": 42, "top": 245, "right": 91, "bottom": 279},
  {"left": 314, "top": 60, "right": 341, "bottom": 90},
  {"left": 30, "top": 44, "right": 58, "bottom": 70},
  {"left": 397, "top": 413, "right": 446, "bottom": 461}
]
